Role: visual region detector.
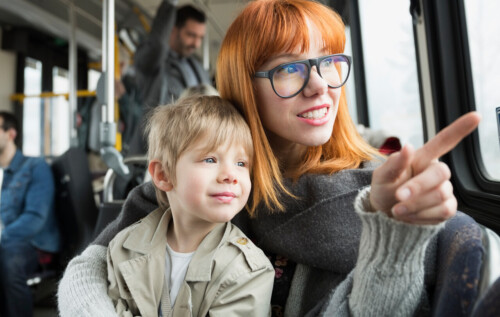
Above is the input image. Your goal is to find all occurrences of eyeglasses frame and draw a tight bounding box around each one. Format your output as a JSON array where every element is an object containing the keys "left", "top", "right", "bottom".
[{"left": 254, "top": 54, "right": 352, "bottom": 99}]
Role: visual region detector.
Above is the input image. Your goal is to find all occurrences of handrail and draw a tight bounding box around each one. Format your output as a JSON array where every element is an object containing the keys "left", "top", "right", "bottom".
[
  {"left": 102, "top": 155, "right": 147, "bottom": 203},
  {"left": 10, "top": 90, "right": 97, "bottom": 102},
  {"left": 132, "top": 6, "right": 151, "bottom": 33}
]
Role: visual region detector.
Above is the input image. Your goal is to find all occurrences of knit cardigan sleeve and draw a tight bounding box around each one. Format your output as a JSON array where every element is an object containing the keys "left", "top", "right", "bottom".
[
  {"left": 319, "top": 186, "right": 444, "bottom": 316},
  {"left": 57, "top": 245, "right": 117, "bottom": 317}
]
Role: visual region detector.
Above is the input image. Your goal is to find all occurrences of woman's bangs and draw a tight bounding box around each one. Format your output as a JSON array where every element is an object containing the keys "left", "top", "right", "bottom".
[
  {"left": 252, "top": 3, "right": 310, "bottom": 68},
  {"left": 252, "top": 3, "right": 346, "bottom": 69},
  {"left": 308, "top": 7, "right": 345, "bottom": 54}
]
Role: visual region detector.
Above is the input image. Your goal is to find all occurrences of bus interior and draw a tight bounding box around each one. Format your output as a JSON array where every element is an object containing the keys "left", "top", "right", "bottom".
[{"left": 0, "top": 0, "right": 499, "bottom": 316}]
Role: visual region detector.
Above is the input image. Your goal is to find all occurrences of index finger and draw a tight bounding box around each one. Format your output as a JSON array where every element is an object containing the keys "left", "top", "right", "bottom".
[{"left": 413, "top": 112, "right": 481, "bottom": 174}]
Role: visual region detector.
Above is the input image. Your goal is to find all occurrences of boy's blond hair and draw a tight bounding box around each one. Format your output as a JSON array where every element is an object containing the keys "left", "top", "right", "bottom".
[{"left": 145, "top": 95, "right": 253, "bottom": 209}]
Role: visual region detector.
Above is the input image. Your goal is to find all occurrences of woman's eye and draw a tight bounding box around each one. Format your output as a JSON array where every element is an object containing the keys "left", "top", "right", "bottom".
[
  {"left": 236, "top": 161, "right": 246, "bottom": 167},
  {"left": 284, "top": 64, "right": 299, "bottom": 74},
  {"left": 277, "top": 64, "right": 299, "bottom": 75},
  {"left": 322, "top": 58, "right": 333, "bottom": 67},
  {"left": 204, "top": 157, "right": 216, "bottom": 163}
]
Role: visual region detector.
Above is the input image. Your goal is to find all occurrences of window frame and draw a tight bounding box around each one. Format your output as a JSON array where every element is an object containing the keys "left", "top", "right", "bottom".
[{"left": 415, "top": 0, "right": 500, "bottom": 232}]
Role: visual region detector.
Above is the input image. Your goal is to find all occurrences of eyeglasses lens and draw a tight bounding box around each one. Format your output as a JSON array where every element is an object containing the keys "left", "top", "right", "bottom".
[
  {"left": 319, "top": 56, "right": 349, "bottom": 88},
  {"left": 271, "top": 56, "right": 349, "bottom": 97},
  {"left": 272, "top": 63, "right": 307, "bottom": 98}
]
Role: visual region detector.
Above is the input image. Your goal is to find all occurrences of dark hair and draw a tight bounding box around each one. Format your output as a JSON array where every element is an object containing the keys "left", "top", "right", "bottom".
[
  {"left": 175, "top": 5, "right": 206, "bottom": 28},
  {"left": 0, "top": 111, "right": 18, "bottom": 132}
]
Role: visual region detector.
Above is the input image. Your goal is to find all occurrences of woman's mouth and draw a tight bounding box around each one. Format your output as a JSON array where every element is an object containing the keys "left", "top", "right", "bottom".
[
  {"left": 298, "top": 107, "right": 328, "bottom": 119},
  {"left": 297, "top": 105, "right": 331, "bottom": 126}
]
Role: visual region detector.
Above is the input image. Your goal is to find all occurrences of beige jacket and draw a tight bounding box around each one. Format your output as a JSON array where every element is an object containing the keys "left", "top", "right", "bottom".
[{"left": 107, "top": 208, "right": 274, "bottom": 317}]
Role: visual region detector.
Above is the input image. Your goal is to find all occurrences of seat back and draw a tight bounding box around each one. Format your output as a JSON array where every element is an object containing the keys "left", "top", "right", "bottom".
[
  {"left": 51, "top": 147, "right": 99, "bottom": 266},
  {"left": 93, "top": 201, "right": 123, "bottom": 240},
  {"left": 471, "top": 276, "right": 500, "bottom": 317},
  {"left": 432, "top": 211, "right": 484, "bottom": 316}
]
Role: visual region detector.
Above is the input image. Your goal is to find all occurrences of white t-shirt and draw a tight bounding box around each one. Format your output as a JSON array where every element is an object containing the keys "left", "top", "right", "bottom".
[{"left": 164, "top": 243, "right": 195, "bottom": 306}]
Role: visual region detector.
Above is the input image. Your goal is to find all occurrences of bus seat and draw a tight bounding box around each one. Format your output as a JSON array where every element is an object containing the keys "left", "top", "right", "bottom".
[
  {"left": 93, "top": 201, "right": 123, "bottom": 239},
  {"left": 51, "top": 147, "right": 99, "bottom": 266},
  {"left": 431, "top": 211, "right": 500, "bottom": 316},
  {"left": 471, "top": 276, "right": 500, "bottom": 317},
  {"left": 28, "top": 148, "right": 99, "bottom": 306},
  {"left": 92, "top": 155, "right": 147, "bottom": 239}
]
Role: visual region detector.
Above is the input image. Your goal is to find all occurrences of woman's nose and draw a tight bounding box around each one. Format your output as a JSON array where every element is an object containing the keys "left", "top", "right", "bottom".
[{"left": 302, "top": 66, "right": 329, "bottom": 97}]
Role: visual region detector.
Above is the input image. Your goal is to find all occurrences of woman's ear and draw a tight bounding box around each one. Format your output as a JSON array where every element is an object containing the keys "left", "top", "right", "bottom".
[{"left": 148, "top": 160, "right": 173, "bottom": 191}]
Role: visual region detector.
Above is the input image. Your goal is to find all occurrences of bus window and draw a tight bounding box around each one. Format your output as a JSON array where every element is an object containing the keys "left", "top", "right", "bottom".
[
  {"left": 52, "top": 66, "right": 71, "bottom": 156},
  {"left": 23, "top": 57, "right": 42, "bottom": 156},
  {"left": 88, "top": 68, "right": 101, "bottom": 92},
  {"left": 463, "top": 0, "right": 500, "bottom": 181},
  {"left": 358, "top": 0, "right": 423, "bottom": 147}
]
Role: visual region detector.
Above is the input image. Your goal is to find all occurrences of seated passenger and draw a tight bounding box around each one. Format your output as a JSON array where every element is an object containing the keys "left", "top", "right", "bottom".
[
  {"left": 0, "top": 111, "right": 60, "bottom": 317},
  {"left": 106, "top": 96, "right": 274, "bottom": 316}
]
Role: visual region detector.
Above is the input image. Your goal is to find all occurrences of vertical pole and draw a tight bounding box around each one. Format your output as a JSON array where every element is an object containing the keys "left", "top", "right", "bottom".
[
  {"left": 99, "top": 0, "right": 128, "bottom": 176},
  {"left": 68, "top": 1, "right": 78, "bottom": 146},
  {"left": 203, "top": 27, "right": 209, "bottom": 71},
  {"left": 105, "top": 0, "right": 115, "bottom": 124}
]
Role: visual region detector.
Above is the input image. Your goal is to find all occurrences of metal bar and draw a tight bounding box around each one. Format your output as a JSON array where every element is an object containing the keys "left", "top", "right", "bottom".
[
  {"left": 203, "top": 29, "right": 209, "bottom": 71},
  {"left": 57, "top": 0, "right": 102, "bottom": 27},
  {"left": 105, "top": 0, "right": 115, "bottom": 124},
  {"left": 10, "top": 90, "right": 97, "bottom": 102},
  {"left": 68, "top": 1, "right": 78, "bottom": 147},
  {"left": 349, "top": 0, "right": 370, "bottom": 126},
  {"left": 412, "top": 0, "right": 435, "bottom": 142}
]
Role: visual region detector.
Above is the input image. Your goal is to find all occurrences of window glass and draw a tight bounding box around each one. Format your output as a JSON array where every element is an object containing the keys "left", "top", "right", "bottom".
[
  {"left": 358, "top": 0, "right": 423, "bottom": 147},
  {"left": 88, "top": 68, "right": 101, "bottom": 91},
  {"left": 23, "top": 57, "right": 42, "bottom": 156},
  {"left": 463, "top": 0, "right": 500, "bottom": 181},
  {"left": 52, "top": 66, "right": 70, "bottom": 156}
]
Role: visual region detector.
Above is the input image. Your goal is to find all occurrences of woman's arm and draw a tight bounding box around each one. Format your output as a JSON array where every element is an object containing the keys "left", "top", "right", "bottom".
[
  {"left": 57, "top": 245, "right": 117, "bottom": 317},
  {"left": 57, "top": 182, "right": 158, "bottom": 316},
  {"left": 350, "top": 187, "right": 442, "bottom": 316},
  {"left": 318, "top": 187, "right": 442, "bottom": 317}
]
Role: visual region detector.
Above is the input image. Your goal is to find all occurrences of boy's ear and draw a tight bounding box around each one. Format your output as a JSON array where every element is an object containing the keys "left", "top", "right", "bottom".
[{"left": 148, "top": 160, "right": 173, "bottom": 191}]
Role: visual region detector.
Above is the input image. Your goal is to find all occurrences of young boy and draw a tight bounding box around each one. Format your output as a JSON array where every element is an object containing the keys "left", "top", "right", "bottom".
[{"left": 106, "top": 95, "right": 274, "bottom": 317}]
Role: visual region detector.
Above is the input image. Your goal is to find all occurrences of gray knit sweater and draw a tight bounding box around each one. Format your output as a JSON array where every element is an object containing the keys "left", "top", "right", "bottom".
[{"left": 57, "top": 164, "right": 442, "bottom": 317}]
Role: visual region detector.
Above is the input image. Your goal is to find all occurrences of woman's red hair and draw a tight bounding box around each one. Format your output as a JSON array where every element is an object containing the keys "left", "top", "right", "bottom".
[{"left": 216, "top": 0, "right": 378, "bottom": 215}]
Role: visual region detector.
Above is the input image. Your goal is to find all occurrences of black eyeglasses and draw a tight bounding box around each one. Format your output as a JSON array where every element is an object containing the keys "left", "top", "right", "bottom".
[{"left": 254, "top": 54, "right": 352, "bottom": 98}]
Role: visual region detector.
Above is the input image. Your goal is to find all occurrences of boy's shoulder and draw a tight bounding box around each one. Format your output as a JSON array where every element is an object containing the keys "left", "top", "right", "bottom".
[
  {"left": 108, "top": 208, "right": 165, "bottom": 250},
  {"left": 217, "top": 223, "right": 273, "bottom": 273}
]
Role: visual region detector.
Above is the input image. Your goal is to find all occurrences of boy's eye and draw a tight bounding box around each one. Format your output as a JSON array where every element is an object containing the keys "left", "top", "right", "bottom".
[
  {"left": 204, "top": 157, "right": 216, "bottom": 163},
  {"left": 236, "top": 161, "right": 246, "bottom": 167}
]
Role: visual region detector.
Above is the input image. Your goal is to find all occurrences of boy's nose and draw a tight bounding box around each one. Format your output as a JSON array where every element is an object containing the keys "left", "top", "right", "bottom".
[{"left": 218, "top": 167, "right": 238, "bottom": 184}]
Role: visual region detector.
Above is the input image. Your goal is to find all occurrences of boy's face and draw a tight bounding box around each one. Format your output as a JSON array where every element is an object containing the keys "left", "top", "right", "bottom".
[{"left": 167, "top": 139, "right": 252, "bottom": 229}]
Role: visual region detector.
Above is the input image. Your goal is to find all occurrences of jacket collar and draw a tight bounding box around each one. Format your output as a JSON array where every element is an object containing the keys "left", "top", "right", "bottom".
[
  {"left": 122, "top": 207, "right": 169, "bottom": 254},
  {"left": 184, "top": 222, "right": 229, "bottom": 282},
  {"left": 122, "top": 207, "right": 230, "bottom": 282},
  {"left": 5, "top": 150, "right": 24, "bottom": 173}
]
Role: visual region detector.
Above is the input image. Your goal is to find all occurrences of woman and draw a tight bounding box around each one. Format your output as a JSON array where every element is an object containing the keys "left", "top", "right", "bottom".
[{"left": 58, "top": 0, "right": 480, "bottom": 316}]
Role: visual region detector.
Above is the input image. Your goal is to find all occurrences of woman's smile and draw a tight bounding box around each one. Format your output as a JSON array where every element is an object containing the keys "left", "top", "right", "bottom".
[{"left": 297, "top": 104, "right": 330, "bottom": 126}]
